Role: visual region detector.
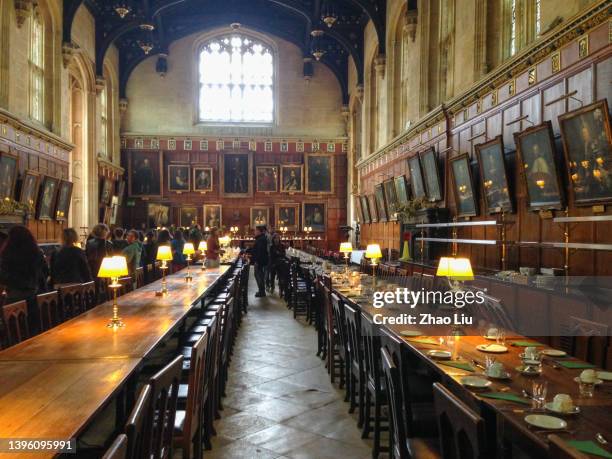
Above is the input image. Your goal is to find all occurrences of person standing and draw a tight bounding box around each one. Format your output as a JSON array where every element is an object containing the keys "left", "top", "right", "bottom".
[
  {"left": 50, "top": 228, "right": 92, "bottom": 285},
  {"left": 248, "top": 226, "right": 269, "bottom": 297},
  {"left": 269, "top": 233, "right": 286, "bottom": 295},
  {"left": 171, "top": 230, "right": 186, "bottom": 271},
  {"left": 205, "top": 227, "right": 221, "bottom": 268},
  {"left": 86, "top": 224, "right": 114, "bottom": 278},
  {"left": 111, "top": 228, "right": 128, "bottom": 254},
  {"left": 122, "top": 230, "right": 142, "bottom": 279}
]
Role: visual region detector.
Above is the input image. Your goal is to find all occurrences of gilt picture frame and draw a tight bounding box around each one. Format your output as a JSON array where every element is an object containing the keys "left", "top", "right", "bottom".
[
  {"left": 250, "top": 206, "right": 270, "bottom": 228},
  {"left": 19, "top": 170, "right": 40, "bottom": 214},
  {"left": 280, "top": 165, "right": 303, "bottom": 193},
  {"left": 54, "top": 180, "right": 73, "bottom": 222},
  {"left": 168, "top": 164, "right": 190, "bottom": 193},
  {"left": 514, "top": 121, "right": 565, "bottom": 211},
  {"left": 374, "top": 183, "right": 388, "bottom": 222},
  {"left": 475, "top": 135, "right": 514, "bottom": 214},
  {"left": 305, "top": 153, "right": 334, "bottom": 195},
  {"left": 0, "top": 151, "right": 18, "bottom": 200},
  {"left": 203, "top": 204, "right": 222, "bottom": 229},
  {"left": 383, "top": 179, "right": 398, "bottom": 220},
  {"left": 450, "top": 154, "right": 478, "bottom": 218},
  {"left": 275, "top": 203, "right": 300, "bottom": 231},
  {"left": 256, "top": 166, "right": 279, "bottom": 193},
  {"left": 129, "top": 150, "right": 163, "bottom": 198},
  {"left": 360, "top": 195, "right": 371, "bottom": 223},
  {"left": 37, "top": 175, "right": 60, "bottom": 221},
  {"left": 220, "top": 151, "right": 253, "bottom": 198},
  {"left": 193, "top": 166, "right": 213, "bottom": 193},
  {"left": 302, "top": 202, "right": 326, "bottom": 232},
  {"left": 420, "top": 147, "right": 443, "bottom": 202},
  {"left": 408, "top": 155, "right": 426, "bottom": 199}
]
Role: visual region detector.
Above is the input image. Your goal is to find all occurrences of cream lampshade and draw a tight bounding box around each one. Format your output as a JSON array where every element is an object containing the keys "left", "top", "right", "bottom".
[
  {"left": 156, "top": 245, "right": 173, "bottom": 261},
  {"left": 98, "top": 256, "right": 128, "bottom": 328},
  {"left": 183, "top": 243, "right": 195, "bottom": 256},
  {"left": 365, "top": 244, "right": 382, "bottom": 262},
  {"left": 436, "top": 257, "right": 474, "bottom": 291},
  {"left": 198, "top": 241, "right": 208, "bottom": 252},
  {"left": 339, "top": 242, "right": 353, "bottom": 254}
]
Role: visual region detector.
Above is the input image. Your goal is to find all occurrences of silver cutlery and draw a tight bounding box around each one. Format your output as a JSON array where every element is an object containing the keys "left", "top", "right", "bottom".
[{"left": 596, "top": 433, "right": 608, "bottom": 445}]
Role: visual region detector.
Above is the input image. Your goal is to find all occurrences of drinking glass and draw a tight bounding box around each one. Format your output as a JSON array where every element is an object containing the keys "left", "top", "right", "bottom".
[
  {"left": 578, "top": 380, "right": 595, "bottom": 398},
  {"left": 532, "top": 381, "right": 548, "bottom": 409},
  {"left": 496, "top": 330, "right": 506, "bottom": 346},
  {"left": 485, "top": 356, "right": 497, "bottom": 373}
]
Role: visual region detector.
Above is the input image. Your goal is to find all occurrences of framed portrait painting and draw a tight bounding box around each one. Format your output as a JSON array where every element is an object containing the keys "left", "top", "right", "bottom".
[
  {"left": 168, "top": 164, "right": 190, "bottom": 193},
  {"left": 281, "top": 165, "right": 303, "bottom": 193},
  {"left": 19, "top": 170, "right": 40, "bottom": 213},
  {"left": 0, "top": 151, "right": 18, "bottom": 200},
  {"left": 275, "top": 203, "right": 300, "bottom": 231},
  {"left": 203, "top": 204, "right": 222, "bottom": 229},
  {"left": 55, "top": 180, "right": 73, "bottom": 221},
  {"left": 129, "top": 150, "right": 162, "bottom": 198},
  {"left": 514, "top": 121, "right": 565, "bottom": 210},
  {"left": 383, "top": 179, "right": 398, "bottom": 220},
  {"left": 408, "top": 155, "right": 426, "bottom": 199},
  {"left": 110, "top": 196, "right": 119, "bottom": 225},
  {"left": 420, "top": 148, "right": 443, "bottom": 202},
  {"left": 394, "top": 175, "right": 410, "bottom": 205},
  {"left": 100, "top": 178, "right": 113, "bottom": 205},
  {"left": 302, "top": 202, "right": 326, "bottom": 232},
  {"left": 450, "top": 155, "right": 478, "bottom": 217},
  {"left": 220, "top": 151, "right": 252, "bottom": 197},
  {"left": 374, "top": 183, "right": 388, "bottom": 222},
  {"left": 305, "top": 153, "right": 334, "bottom": 194},
  {"left": 368, "top": 194, "right": 378, "bottom": 223},
  {"left": 37, "top": 176, "right": 60, "bottom": 220},
  {"left": 250, "top": 207, "right": 270, "bottom": 228},
  {"left": 116, "top": 180, "right": 126, "bottom": 206},
  {"left": 147, "top": 203, "right": 170, "bottom": 228},
  {"left": 179, "top": 206, "right": 198, "bottom": 227},
  {"left": 559, "top": 99, "right": 612, "bottom": 205},
  {"left": 475, "top": 135, "right": 513, "bottom": 214},
  {"left": 256, "top": 166, "right": 278, "bottom": 193},
  {"left": 360, "top": 195, "right": 371, "bottom": 223},
  {"left": 355, "top": 196, "right": 365, "bottom": 223},
  {"left": 193, "top": 166, "right": 213, "bottom": 193}
]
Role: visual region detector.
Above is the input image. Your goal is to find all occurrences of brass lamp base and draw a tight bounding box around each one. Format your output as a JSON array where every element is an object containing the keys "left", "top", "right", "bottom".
[
  {"left": 185, "top": 274, "right": 193, "bottom": 282},
  {"left": 107, "top": 317, "right": 125, "bottom": 328},
  {"left": 107, "top": 284, "right": 124, "bottom": 328}
]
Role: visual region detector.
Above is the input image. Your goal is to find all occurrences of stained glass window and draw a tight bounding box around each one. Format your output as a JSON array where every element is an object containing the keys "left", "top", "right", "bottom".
[
  {"left": 100, "top": 84, "right": 108, "bottom": 156},
  {"left": 535, "top": 0, "right": 542, "bottom": 36},
  {"left": 29, "top": 11, "right": 44, "bottom": 123},
  {"left": 510, "top": 0, "right": 517, "bottom": 56},
  {"left": 199, "top": 34, "right": 274, "bottom": 123}
]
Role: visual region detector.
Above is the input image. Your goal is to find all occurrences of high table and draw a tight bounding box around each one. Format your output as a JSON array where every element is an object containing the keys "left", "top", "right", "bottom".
[
  {"left": 0, "top": 264, "right": 231, "bottom": 458},
  {"left": 292, "top": 250, "right": 612, "bottom": 458}
]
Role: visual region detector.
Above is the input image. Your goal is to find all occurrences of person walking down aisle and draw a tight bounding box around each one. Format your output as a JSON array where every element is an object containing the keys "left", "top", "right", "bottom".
[
  {"left": 248, "top": 225, "right": 269, "bottom": 298},
  {"left": 269, "top": 233, "right": 286, "bottom": 295}
]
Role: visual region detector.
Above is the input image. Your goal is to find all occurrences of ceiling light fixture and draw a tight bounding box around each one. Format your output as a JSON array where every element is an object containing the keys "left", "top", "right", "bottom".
[
  {"left": 114, "top": 2, "right": 131, "bottom": 19},
  {"left": 310, "top": 29, "right": 325, "bottom": 61},
  {"left": 139, "top": 22, "right": 155, "bottom": 31},
  {"left": 138, "top": 40, "right": 153, "bottom": 55},
  {"left": 321, "top": 1, "right": 338, "bottom": 28}
]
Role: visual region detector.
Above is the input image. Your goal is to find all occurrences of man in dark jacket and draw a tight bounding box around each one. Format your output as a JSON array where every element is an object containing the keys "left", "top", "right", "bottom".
[{"left": 249, "top": 226, "right": 269, "bottom": 297}]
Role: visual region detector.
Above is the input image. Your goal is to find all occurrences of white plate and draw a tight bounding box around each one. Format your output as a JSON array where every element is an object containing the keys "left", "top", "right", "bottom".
[
  {"left": 460, "top": 376, "right": 492, "bottom": 389},
  {"left": 544, "top": 403, "right": 581, "bottom": 415},
  {"left": 515, "top": 365, "right": 542, "bottom": 376},
  {"left": 400, "top": 330, "right": 423, "bottom": 337},
  {"left": 541, "top": 349, "right": 567, "bottom": 357},
  {"left": 597, "top": 371, "right": 612, "bottom": 381},
  {"left": 573, "top": 377, "right": 603, "bottom": 385},
  {"left": 524, "top": 414, "right": 567, "bottom": 430},
  {"left": 477, "top": 344, "right": 508, "bottom": 353},
  {"left": 427, "top": 350, "right": 452, "bottom": 360}
]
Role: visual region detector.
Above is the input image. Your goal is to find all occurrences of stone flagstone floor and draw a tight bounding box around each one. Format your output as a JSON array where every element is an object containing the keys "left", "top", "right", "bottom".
[{"left": 205, "top": 273, "right": 374, "bottom": 459}]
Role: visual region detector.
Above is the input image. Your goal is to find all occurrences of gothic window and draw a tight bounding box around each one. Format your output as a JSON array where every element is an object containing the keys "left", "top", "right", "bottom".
[
  {"left": 29, "top": 10, "right": 44, "bottom": 123},
  {"left": 198, "top": 34, "right": 274, "bottom": 123}
]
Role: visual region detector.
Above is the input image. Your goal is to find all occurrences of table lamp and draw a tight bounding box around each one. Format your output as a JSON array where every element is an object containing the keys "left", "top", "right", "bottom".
[
  {"left": 365, "top": 244, "right": 382, "bottom": 287},
  {"left": 156, "top": 245, "right": 173, "bottom": 296},
  {"left": 198, "top": 240, "right": 207, "bottom": 271},
  {"left": 98, "top": 256, "right": 128, "bottom": 329},
  {"left": 183, "top": 242, "right": 195, "bottom": 282},
  {"left": 436, "top": 256, "right": 474, "bottom": 291},
  {"left": 339, "top": 242, "right": 353, "bottom": 274}
]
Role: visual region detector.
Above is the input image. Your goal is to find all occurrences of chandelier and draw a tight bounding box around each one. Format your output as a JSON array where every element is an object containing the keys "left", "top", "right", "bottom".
[
  {"left": 138, "top": 39, "right": 153, "bottom": 55},
  {"left": 321, "top": 1, "right": 337, "bottom": 28},
  {"left": 310, "top": 29, "right": 325, "bottom": 61},
  {"left": 114, "top": 2, "right": 131, "bottom": 19}
]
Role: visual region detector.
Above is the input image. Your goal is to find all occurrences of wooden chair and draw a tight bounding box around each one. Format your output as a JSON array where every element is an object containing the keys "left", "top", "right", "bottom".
[
  {"left": 344, "top": 302, "right": 364, "bottom": 427},
  {"left": 421, "top": 273, "right": 435, "bottom": 292},
  {"left": 432, "top": 382, "right": 488, "bottom": 459},
  {"left": 102, "top": 433, "right": 128, "bottom": 459},
  {"left": 560, "top": 316, "right": 609, "bottom": 367},
  {"left": 547, "top": 434, "right": 588, "bottom": 459},
  {"left": 125, "top": 384, "right": 152, "bottom": 459},
  {"left": 36, "top": 291, "right": 61, "bottom": 332},
  {"left": 174, "top": 331, "right": 208, "bottom": 459},
  {"left": 329, "top": 292, "right": 346, "bottom": 389},
  {"left": 148, "top": 355, "right": 183, "bottom": 459},
  {"left": 381, "top": 347, "right": 440, "bottom": 459},
  {"left": 82, "top": 281, "right": 97, "bottom": 310},
  {"left": 135, "top": 267, "right": 145, "bottom": 289},
  {"left": 117, "top": 277, "right": 134, "bottom": 296},
  {"left": 145, "top": 263, "right": 155, "bottom": 284},
  {"left": 2, "top": 300, "right": 29, "bottom": 346},
  {"left": 57, "top": 284, "right": 84, "bottom": 320},
  {"left": 361, "top": 311, "right": 389, "bottom": 457}
]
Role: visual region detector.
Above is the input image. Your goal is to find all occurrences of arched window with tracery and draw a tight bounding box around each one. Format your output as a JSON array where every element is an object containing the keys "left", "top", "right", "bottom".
[
  {"left": 198, "top": 33, "right": 274, "bottom": 123},
  {"left": 29, "top": 9, "right": 44, "bottom": 123}
]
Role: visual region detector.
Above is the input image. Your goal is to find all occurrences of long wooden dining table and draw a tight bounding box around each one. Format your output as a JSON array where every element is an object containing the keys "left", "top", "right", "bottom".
[
  {"left": 0, "top": 264, "right": 231, "bottom": 458},
  {"left": 292, "top": 250, "right": 612, "bottom": 458}
]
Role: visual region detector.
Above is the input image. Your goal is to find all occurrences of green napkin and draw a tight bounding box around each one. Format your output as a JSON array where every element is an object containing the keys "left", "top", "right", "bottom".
[
  {"left": 511, "top": 341, "right": 543, "bottom": 347},
  {"left": 439, "top": 361, "right": 475, "bottom": 372},
  {"left": 405, "top": 337, "right": 439, "bottom": 345},
  {"left": 479, "top": 392, "right": 530, "bottom": 405},
  {"left": 556, "top": 361, "right": 596, "bottom": 369},
  {"left": 567, "top": 441, "right": 612, "bottom": 458}
]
